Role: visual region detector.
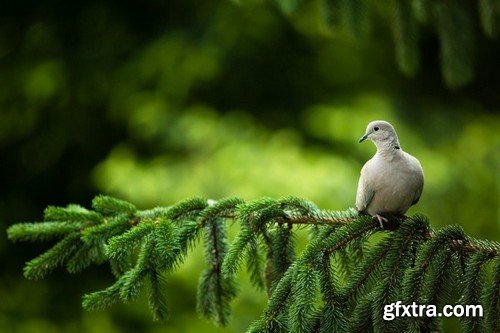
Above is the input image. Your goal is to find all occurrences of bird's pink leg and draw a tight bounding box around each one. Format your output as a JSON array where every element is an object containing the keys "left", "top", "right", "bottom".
[{"left": 374, "top": 214, "right": 388, "bottom": 228}]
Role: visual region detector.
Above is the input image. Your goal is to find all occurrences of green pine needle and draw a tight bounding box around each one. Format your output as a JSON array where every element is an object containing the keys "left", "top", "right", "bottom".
[
  {"left": 392, "top": 0, "right": 420, "bottom": 77},
  {"left": 92, "top": 195, "right": 137, "bottom": 216},
  {"left": 350, "top": 292, "right": 375, "bottom": 332},
  {"left": 67, "top": 240, "right": 106, "bottom": 273},
  {"left": 247, "top": 237, "right": 266, "bottom": 290},
  {"left": 82, "top": 279, "right": 125, "bottom": 311},
  {"left": 106, "top": 219, "right": 155, "bottom": 259},
  {"left": 339, "top": 0, "right": 369, "bottom": 38},
  {"left": 482, "top": 257, "right": 500, "bottom": 332},
  {"left": 8, "top": 194, "right": 500, "bottom": 332},
  {"left": 43, "top": 204, "right": 101, "bottom": 222},
  {"left": 434, "top": 0, "right": 475, "bottom": 89},
  {"left": 460, "top": 251, "right": 492, "bottom": 332},
  {"left": 23, "top": 233, "right": 81, "bottom": 280},
  {"left": 479, "top": 0, "right": 499, "bottom": 38},
  {"left": 289, "top": 266, "right": 320, "bottom": 333},
  {"left": 149, "top": 269, "right": 169, "bottom": 322},
  {"left": 7, "top": 221, "right": 81, "bottom": 242},
  {"left": 412, "top": 0, "right": 431, "bottom": 23},
  {"left": 197, "top": 216, "right": 237, "bottom": 326}
]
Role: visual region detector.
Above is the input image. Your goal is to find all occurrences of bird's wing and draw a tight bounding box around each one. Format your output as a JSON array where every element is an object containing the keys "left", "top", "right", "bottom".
[
  {"left": 355, "top": 165, "right": 375, "bottom": 212},
  {"left": 410, "top": 171, "right": 424, "bottom": 206},
  {"left": 411, "top": 187, "right": 422, "bottom": 205},
  {"left": 406, "top": 153, "right": 424, "bottom": 207}
]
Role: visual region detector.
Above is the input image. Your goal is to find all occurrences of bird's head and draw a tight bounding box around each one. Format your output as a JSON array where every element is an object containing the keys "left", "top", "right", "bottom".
[{"left": 359, "top": 120, "right": 400, "bottom": 149}]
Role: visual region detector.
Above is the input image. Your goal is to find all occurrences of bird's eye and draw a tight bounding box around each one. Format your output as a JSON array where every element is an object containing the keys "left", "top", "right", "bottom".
[{"left": 374, "top": 126, "right": 379, "bottom": 131}]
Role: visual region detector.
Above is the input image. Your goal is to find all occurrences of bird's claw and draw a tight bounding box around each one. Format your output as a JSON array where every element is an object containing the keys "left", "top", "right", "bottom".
[{"left": 375, "top": 214, "right": 388, "bottom": 228}]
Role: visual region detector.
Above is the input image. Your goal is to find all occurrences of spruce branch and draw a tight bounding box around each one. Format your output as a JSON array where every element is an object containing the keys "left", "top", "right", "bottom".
[
  {"left": 415, "top": 249, "right": 457, "bottom": 331},
  {"left": 482, "top": 257, "right": 500, "bottom": 332},
  {"left": 8, "top": 221, "right": 81, "bottom": 242},
  {"left": 197, "top": 216, "right": 237, "bottom": 326},
  {"left": 92, "top": 195, "right": 137, "bottom": 217},
  {"left": 402, "top": 224, "right": 469, "bottom": 303},
  {"left": 479, "top": 0, "right": 500, "bottom": 37},
  {"left": 434, "top": 0, "right": 475, "bottom": 88},
  {"left": 316, "top": 252, "right": 349, "bottom": 333},
  {"left": 412, "top": 0, "right": 432, "bottom": 23},
  {"left": 342, "top": 235, "right": 393, "bottom": 301},
  {"left": 392, "top": 0, "right": 420, "bottom": 76},
  {"left": 338, "top": 0, "right": 369, "bottom": 38},
  {"left": 267, "top": 223, "right": 295, "bottom": 293},
  {"left": 249, "top": 237, "right": 266, "bottom": 291},
  {"left": 460, "top": 251, "right": 494, "bottom": 332},
  {"left": 106, "top": 219, "right": 155, "bottom": 260},
  {"left": 82, "top": 278, "right": 126, "bottom": 311},
  {"left": 288, "top": 265, "right": 320, "bottom": 333},
  {"left": 23, "top": 233, "right": 81, "bottom": 280},
  {"left": 350, "top": 291, "right": 376, "bottom": 333},
  {"left": 270, "top": 0, "right": 495, "bottom": 88},
  {"left": 7, "top": 194, "right": 500, "bottom": 332},
  {"left": 44, "top": 204, "right": 101, "bottom": 222},
  {"left": 149, "top": 268, "right": 169, "bottom": 322},
  {"left": 67, "top": 240, "right": 106, "bottom": 273},
  {"left": 371, "top": 217, "right": 429, "bottom": 332}
]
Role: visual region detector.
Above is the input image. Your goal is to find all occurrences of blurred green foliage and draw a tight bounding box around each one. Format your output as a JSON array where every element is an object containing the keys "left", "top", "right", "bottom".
[{"left": 1, "top": 0, "right": 498, "bottom": 332}]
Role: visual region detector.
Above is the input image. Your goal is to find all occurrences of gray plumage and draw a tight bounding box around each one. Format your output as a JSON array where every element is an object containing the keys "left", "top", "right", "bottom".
[{"left": 356, "top": 121, "right": 424, "bottom": 223}]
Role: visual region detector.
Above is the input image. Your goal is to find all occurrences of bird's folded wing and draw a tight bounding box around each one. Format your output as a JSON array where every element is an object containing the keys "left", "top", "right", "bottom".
[
  {"left": 355, "top": 175, "right": 374, "bottom": 212},
  {"left": 405, "top": 153, "right": 424, "bottom": 207},
  {"left": 411, "top": 187, "right": 422, "bottom": 205}
]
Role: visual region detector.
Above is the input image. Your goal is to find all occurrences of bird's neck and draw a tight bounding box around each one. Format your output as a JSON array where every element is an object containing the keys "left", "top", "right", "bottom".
[{"left": 375, "top": 138, "right": 402, "bottom": 156}]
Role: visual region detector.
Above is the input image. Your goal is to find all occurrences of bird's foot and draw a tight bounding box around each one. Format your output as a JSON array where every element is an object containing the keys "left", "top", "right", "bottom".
[{"left": 374, "top": 214, "right": 388, "bottom": 228}]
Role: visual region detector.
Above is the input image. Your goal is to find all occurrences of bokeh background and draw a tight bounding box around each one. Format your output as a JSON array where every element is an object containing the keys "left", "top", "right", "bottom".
[{"left": 1, "top": 0, "right": 499, "bottom": 332}]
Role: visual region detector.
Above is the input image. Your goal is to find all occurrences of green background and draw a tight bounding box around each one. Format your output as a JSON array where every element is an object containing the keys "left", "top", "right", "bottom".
[{"left": 1, "top": 0, "right": 498, "bottom": 332}]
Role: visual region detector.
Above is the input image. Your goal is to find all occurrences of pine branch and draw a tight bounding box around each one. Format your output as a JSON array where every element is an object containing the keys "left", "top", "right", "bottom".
[
  {"left": 222, "top": 197, "right": 277, "bottom": 277},
  {"left": 106, "top": 219, "right": 155, "bottom": 260},
  {"left": 392, "top": 0, "right": 420, "bottom": 77},
  {"left": 402, "top": 224, "right": 469, "bottom": 303},
  {"left": 289, "top": 265, "right": 320, "bottom": 333},
  {"left": 109, "top": 253, "right": 133, "bottom": 277},
  {"left": 119, "top": 236, "right": 155, "bottom": 302},
  {"left": 197, "top": 217, "right": 237, "bottom": 326},
  {"left": 8, "top": 221, "right": 81, "bottom": 242},
  {"left": 44, "top": 204, "right": 101, "bottom": 222},
  {"left": 316, "top": 252, "right": 349, "bottom": 333},
  {"left": 342, "top": 235, "right": 393, "bottom": 301},
  {"left": 479, "top": 0, "right": 500, "bottom": 37},
  {"left": 67, "top": 240, "right": 106, "bottom": 273},
  {"left": 149, "top": 269, "right": 169, "bottom": 322},
  {"left": 23, "top": 233, "right": 81, "bottom": 280},
  {"left": 92, "top": 195, "right": 137, "bottom": 217},
  {"left": 249, "top": 237, "right": 266, "bottom": 291},
  {"left": 412, "top": 0, "right": 431, "bottom": 23},
  {"left": 269, "top": 0, "right": 494, "bottom": 89},
  {"left": 460, "top": 251, "right": 494, "bottom": 332},
  {"left": 434, "top": 0, "right": 475, "bottom": 88},
  {"left": 82, "top": 278, "right": 126, "bottom": 311},
  {"left": 482, "top": 257, "right": 500, "bottom": 332},
  {"left": 338, "top": 0, "right": 369, "bottom": 38},
  {"left": 248, "top": 264, "right": 295, "bottom": 333},
  {"left": 265, "top": 223, "right": 295, "bottom": 294},
  {"left": 273, "top": 0, "right": 305, "bottom": 15},
  {"left": 8, "top": 194, "right": 500, "bottom": 332},
  {"left": 413, "top": 247, "right": 457, "bottom": 331},
  {"left": 350, "top": 292, "right": 375, "bottom": 333},
  {"left": 371, "top": 217, "right": 429, "bottom": 332}
]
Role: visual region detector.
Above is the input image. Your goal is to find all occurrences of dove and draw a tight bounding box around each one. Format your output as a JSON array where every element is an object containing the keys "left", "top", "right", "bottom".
[{"left": 356, "top": 120, "right": 424, "bottom": 227}]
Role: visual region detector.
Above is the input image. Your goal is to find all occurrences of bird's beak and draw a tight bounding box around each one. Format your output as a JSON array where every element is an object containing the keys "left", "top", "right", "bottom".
[{"left": 359, "top": 133, "right": 368, "bottom": 143}]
